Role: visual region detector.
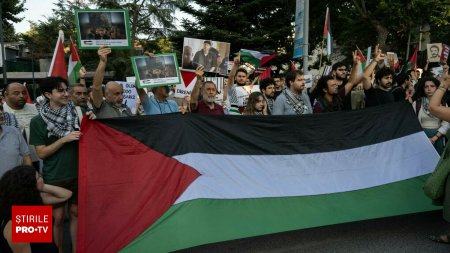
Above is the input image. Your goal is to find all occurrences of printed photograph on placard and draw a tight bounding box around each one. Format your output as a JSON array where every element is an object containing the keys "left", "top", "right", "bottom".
[
  {"left": 75, "top": 9, "right": 131, "bottom": 49},
  {"left": 131, "top": 53, "right": 181, "bottom": 88},
  {"left": 427, "top": 43, "right": 442, "bottom": 63},
  {"left": 182, "top": 37, "right": 231, "bottom": 75}
]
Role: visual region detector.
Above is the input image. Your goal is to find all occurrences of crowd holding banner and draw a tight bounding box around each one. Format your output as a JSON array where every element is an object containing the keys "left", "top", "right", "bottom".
[{"left": 1, "top": 7, "right": 450, "bottom": 253}]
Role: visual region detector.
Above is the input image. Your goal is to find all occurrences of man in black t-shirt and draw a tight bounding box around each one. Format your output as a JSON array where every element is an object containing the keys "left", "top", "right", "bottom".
[
  {"left": 391, "top": 73, "right": 411, "bottom": 102},
  {"left": 364, "top": 67, "right": 395, "bottom": 107},
  {"left": 361, "top": 47, "right": 396, "bottom": 107}
]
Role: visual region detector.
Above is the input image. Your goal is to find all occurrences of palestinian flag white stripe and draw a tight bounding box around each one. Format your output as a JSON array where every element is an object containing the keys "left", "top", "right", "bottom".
[
  {"left": 174, "top": 132, "right": 438, "bottom": 203},
  {"left": 240, "top": 49, "right": 268, "bottom": 59}
]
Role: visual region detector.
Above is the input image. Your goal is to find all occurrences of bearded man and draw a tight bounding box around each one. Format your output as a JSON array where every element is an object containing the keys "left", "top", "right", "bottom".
[{"left": 190, "top": 66, "right": 224, "bottom": 115}]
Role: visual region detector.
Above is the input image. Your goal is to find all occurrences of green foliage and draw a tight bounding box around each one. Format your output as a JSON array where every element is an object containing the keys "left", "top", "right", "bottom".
[
  {"left": 140, "top": 37, "right": 174, "bottom": 53},
  {"left": 1, "top": 0, "right": 26, "bottom": 40},
  {"left": 2, "top": 0, "right": 24, "bottom": 24},
  {"left": 172, "top": 0, "right": 295, "bottom": 55},
  {"left": 12, "top": 0, "right": 450, "bottom": 76},
  {"left": 93, "top": 0, "right": 187, "bottom": 42},
  {"left": 306, "top": 0, "right": 450, "bottom": 64}
]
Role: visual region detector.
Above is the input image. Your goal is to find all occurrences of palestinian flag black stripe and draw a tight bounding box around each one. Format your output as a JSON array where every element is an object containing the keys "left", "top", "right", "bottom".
[{"left": 98, "top": 102, "right": 422, "bottom": 156}]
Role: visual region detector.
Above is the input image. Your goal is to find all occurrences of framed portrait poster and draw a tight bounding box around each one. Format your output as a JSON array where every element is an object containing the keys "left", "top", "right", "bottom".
[
  {"left": 427, "top": 43, "right": 443, "bottom": 63},
  {"left": 75, "top": 9, "right": 132, "bottom": 49},
  {"left": 131, "top": 53, "right": 181, "bottom": 88},
  {"left": 182, "top": 37, "right": 231, "bottom": 76}
]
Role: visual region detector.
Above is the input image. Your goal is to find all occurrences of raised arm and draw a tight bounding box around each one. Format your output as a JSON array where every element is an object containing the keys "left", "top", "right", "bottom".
[
  {"left": 443, "top": 64, "right": 449, "bottom": 76},
  {"left": 79, "top": 66, "right": 87, "bottom": 85},
  {"left": 92, "top": 47, "right": 111, "bottom": 109},
  {"left": 190, "top": 66, "right": 205, "bottom": 111},
  {"left": 424, "top": 59, "right": 430, "bottom": 71},
  {"left": 135, "top": 79, "right": 148, "bottom": 104},
  {"left": 429, "top": 75, "right": 450, "bottom": 121},
  {"left": 228, "top": 55, "right": 240, "bottom": 90},
  {"left": 222, "top": 79, "right": 228, "bottom": 103},
  {"left": 343, "top": 50, "right": 361, "bottom": 95},
  {"left": 251, "top": 76, "right": 259, "bottom": 86},
  {"left": 362, "top": 45, "right": 385, "bottom": 90}
]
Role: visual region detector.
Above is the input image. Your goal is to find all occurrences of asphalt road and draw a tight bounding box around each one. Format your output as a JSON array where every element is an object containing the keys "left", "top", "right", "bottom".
[{"left": 177, "top": 210, "right": 450, "bottom": 253}]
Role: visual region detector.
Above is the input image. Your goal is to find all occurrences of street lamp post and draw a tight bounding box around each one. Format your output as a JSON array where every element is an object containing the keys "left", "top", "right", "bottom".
[
  {"left": 31, "top": 47, "right": 36, "bottom": 100},
  {"left": 302, "top": 0, "right": 309, "bottom": 75},
  {"left": 0, "top": 0, "right": 7, "bottom": 86},
  {"left": 23, "top": 44, "right": 36, "bottom": 100},
  {"left": 418, "top": 22, "right": 430, "bottom": 65}
]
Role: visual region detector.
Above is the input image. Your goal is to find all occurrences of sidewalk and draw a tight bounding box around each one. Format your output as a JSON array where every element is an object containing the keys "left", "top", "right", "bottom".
[{"left": 178, "top": 210, "right": 450, "bottom": 253}]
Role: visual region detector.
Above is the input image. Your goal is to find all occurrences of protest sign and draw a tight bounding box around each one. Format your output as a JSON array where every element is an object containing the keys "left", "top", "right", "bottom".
[
  {"left": 427, "top": 43, "right": 442, "bottom": 63},
  {"left": 75, "top": 9, "right": 131, "bottom": 49},
  {"left": 174, "top": 70, "right": 197, "bottom": 99},
  {"left": 174, "top": 71, "right": 226, "bottom": 104},
  {"left": 131, "top": 53, "right": 181, "bottom": 88},
  {"left": 116, "top": 81, "right": 138, "bottom": 114},
  {"left": 304, "top": 74, "right": 313, "bottom": 88},
  {"left": 182, "top": 37, "right": 230, "bottom": 76}
]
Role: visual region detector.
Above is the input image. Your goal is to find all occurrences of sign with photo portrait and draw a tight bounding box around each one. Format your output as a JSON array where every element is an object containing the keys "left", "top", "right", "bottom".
[
  {"left": 75, "top": 9, "right": 131, "bottom": 49},
  {"left": 131, "top": 53, "right": 181, "bottom": 88},
  {"left": 182, "top": 37, "right": 230, "bottom": 76},
  {"left": 427, "top": 43, "right": 443, "bottom": 63}
]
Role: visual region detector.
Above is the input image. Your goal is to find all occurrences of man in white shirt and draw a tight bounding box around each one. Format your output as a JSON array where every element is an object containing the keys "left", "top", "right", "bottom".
[{"left": 3, "top": 82, "right": 39, "bottom": 170}]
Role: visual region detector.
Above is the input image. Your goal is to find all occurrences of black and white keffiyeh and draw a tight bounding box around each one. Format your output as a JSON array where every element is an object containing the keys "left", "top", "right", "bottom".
[
  {"left": 421, "top": 97, "right": 437, "bottom": 119},
  {"left": 3, "top": 112, "right": 19, "bottom": 128},
  {"left": 40, "top": 101, "right": 79, "bottom": 138},
  {"left": 264, "top": 95, "right": 274, "bottom": 114},
  {"left": 283, "top": 89, "right": 309, "bottom": 115}
]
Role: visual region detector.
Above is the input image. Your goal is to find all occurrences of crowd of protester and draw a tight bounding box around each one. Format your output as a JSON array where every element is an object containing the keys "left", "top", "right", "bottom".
[{"left": 0, "top": 44, "right": 450, "bottom": 252}]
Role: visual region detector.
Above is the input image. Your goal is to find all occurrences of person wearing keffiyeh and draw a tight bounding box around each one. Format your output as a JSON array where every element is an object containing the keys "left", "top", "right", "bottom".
[
  {"left": 259, "top": 78, "right": 275, "bottom": 115},
  {"left": 2, "top": 111, "right": 18, "bottom": 128},
  {"left": 29, "top": 77, "right": 87, "bottom": 253},
  {"left": 412, "top": 76, "right": 449, "bottom": 155},
  {"left": 0, "top": 104, "right": 31, "bottom": 176},
  {"left": 2, "top": 82, "right": 40, "bottom": 170},
  {"left": 273, "top": 71, "right": 313, "bottom": 115}
]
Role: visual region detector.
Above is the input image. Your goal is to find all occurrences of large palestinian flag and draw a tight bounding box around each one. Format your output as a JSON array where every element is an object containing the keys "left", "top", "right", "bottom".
[{"left": 78, "top": 102, "right": 440, "bottom": 253}]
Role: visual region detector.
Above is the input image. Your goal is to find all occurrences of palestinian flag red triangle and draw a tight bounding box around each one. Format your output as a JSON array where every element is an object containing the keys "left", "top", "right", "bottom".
[
  {"left": 78, "top": 120, "right": 200, "bottom": 253},
  {"left": 180, "top": 70, "right": 197, "bottom": 88}
]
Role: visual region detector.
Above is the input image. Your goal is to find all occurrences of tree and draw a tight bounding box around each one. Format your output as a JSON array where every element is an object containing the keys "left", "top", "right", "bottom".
[
  {"left": 94, "top": 0, "right": 187, "bottom": 44},
  {"left": 305, "top": 0, "right": 450, "bottom": 66},
  {"left": 173, "top": 0, "right": 295, "bottom": 56},
  {"left": 20, "top": 0, "right": 90, "bottom": 59},
  {"left": 1, "top": 0, "right": 27, "bottom": 40}
]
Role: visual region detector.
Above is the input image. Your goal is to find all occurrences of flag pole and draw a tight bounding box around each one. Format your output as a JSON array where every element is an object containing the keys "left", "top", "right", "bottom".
[
  {"left": 319, "top": 41, "right": 325, "bottom": 71},
  {"left": 319, "top": 6, "right": 329, "bottom": 74},
  {"left": 302, "top": 0, "right": 309, "bottom": 75}
]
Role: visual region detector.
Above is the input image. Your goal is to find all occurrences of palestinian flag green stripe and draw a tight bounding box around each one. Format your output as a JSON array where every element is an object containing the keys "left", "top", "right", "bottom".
[{"left": 121, "top": 175, "right": 439, "bottom": 253}]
